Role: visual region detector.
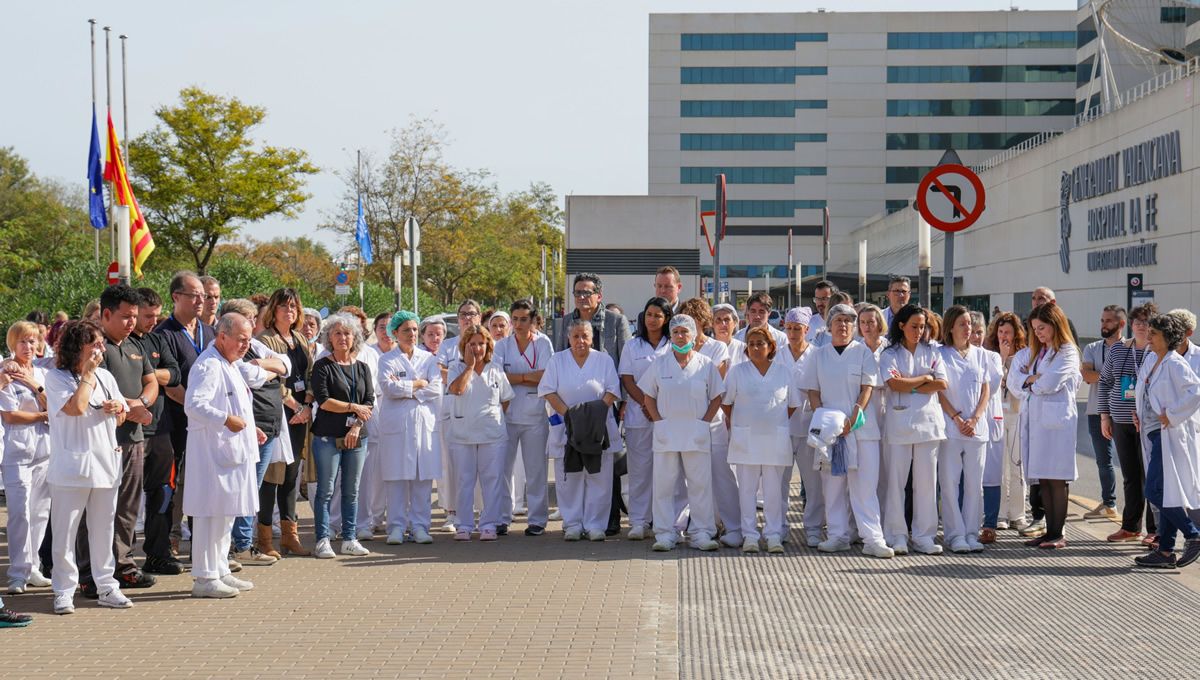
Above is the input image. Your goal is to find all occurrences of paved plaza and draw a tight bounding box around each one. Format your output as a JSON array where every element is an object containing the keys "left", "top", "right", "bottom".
[{"left": 4, "top": 484, "right": 1200, "bottom": 679}]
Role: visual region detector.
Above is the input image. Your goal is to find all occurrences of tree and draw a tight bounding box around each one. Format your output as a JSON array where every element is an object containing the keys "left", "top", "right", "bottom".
[
  {"left": 216, "top": 236, "right": 338, "bottom": 296},
  {"left": 128, "top": 87, "right": 319, "bottom": 274}
]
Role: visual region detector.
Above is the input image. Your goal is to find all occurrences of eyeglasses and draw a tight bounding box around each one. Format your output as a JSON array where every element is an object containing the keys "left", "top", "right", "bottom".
[
  {"left": 573, "top": 290, "right": 598, "bottom": 298},
  {"left": 888, "top": 288, "right": 910, "bottom": 295},
  {"left": 813, "top": 296, "right": 831, "bottom": 303},
  {"left": 459, "top": 311, "right": 480, "bottom": 318}
]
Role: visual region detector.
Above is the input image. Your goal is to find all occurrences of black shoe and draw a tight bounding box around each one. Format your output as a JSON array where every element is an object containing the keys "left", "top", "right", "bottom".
[
  {"left": 605, "top": 527, "right": 620, "bottom": 537},
  {"left": 524, "top": 525, "right": 545, "bottom": 537},
  {"left": 117, "top": 570, "right": 157, "bottom": 588},
  {"left": 1178, "top": 538, "right": 1200, "bottom": 568},
  {"left": 1134, "top": 551, "right": 1177, "bottom": 568},
  {"left": 79, "top": 582, "right": 99, "bottom": 599},
  {"left": 0, "top": 608, "right": 32, "bottom": 628},
  {"left": 496, "top": 524, "right": 509, "bottom": 536},
  {"left": 143, "top": 556, "right": 185, "bottom": 575}
]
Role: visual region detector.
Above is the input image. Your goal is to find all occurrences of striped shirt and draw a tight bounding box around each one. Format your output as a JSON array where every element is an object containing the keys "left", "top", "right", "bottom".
[{"left": 1097, "top": 340, "right": 1150, "bottom": 423}]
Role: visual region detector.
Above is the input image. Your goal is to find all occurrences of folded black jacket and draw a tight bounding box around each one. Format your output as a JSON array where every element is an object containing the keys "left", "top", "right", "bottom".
[{"left": 564, "top": 399, "right": 609, "bottom": 474}]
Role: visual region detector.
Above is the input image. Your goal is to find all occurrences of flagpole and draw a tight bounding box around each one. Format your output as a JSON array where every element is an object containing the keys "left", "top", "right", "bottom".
[
  {"left": 357, "top": 149, "right": 365, "bottom": 309},
  {"left": 118, "top": 32, "right": 131, "bottom": 284},
  {"left": 104, "top": 26, "right": 115, "bottom": 263},
  {"left": 89, "top": 19, "right": 99, "bottom": 264}
]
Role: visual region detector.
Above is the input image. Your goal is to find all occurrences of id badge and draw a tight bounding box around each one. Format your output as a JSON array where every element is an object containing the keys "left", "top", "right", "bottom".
[
  {"left": 294, "top": 380, "right": 306, "bottom": 391},
  {"left": 1120, "top": 375, "right": 1136, "bottom": 401}
]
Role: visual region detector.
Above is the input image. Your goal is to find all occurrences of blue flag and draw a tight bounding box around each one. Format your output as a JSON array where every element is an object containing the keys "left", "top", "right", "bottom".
[
  {"left": 87, "top": 107, "right": 107, "bottom": 229},
  {"left": 355, "top": 195, "right": 373, "bottom": 264}
]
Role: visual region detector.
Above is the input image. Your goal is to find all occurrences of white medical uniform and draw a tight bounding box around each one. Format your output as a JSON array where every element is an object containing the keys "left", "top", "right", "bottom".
[
  {"left": 539, "top": 349, "right": 621, "bottom": 535},
  {"left": 878, "top": 342, "right": 947, "bottom": 550},
  {"left": 776, "top": 343, "right": 820, "bottom": 538},
  {"left": 1136, "top": 350, "right": 1200, "bottom": 509},
  {"left": 1, "top": 366, "right": 51, "bottom": 585},
  {"left": 495, "top": 333, "right": 554, "bottom": 528},
  {"left": 637, "top": 351, "right": 724, "bottom": 546},
  {"left": 735, "top": 325, "right": 787, "bottom": 348},
  {"left": 1006, "top": 344, "right": 1081, "bottom": 482},
  {"left": 377, "top": 346, "right": 443, "bottom": 534},
  {"left": 446, "top": 360, "right": 514, "bottom": 532},
  {"left": 354, "top": 343, "right": 386, "bottom": 535},
  {"left": 697, "top": 339, "right": 741, "bottom": 540},
  {"left": 619, "top": 336, "right": 671, "bottom": 532},
  {"left": 721, "top": 338, "right": 747, "bottom": 368},
  {"left": 937, "top": 344, "right": 991, "bottom": 546},
  {"left": 799, "top": 341, "right": 886, "bottom": 547},
  {"left": 723, "top": 360, "right": 796, "bottom": 542},
  {"left": 437, "top": 342, "right": 462, "bottom": 515}
]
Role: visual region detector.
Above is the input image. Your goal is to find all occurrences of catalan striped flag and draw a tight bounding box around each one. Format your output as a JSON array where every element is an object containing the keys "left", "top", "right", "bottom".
[{"left": 103, "top": 111, "right": 154, "bottom": 275}]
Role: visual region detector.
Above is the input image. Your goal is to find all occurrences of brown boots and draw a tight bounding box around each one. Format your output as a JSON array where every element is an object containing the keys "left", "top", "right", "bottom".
[
  {"left": 255, "top": 523, "right": 282, "bottom": 559},
  {"left": 279, "top": 519, "right": 310, "bottom": 556}
]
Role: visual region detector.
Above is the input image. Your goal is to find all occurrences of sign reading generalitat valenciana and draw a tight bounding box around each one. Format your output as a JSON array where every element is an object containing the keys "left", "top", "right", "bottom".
[{"left": 1059, "top": 130, "right": 1182, "bottom": 274}]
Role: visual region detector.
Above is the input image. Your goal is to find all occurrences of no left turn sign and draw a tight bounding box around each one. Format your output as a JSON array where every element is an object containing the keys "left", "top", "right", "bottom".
[{"left": 915, "top": 164, "right": 986, "bottom": 233}]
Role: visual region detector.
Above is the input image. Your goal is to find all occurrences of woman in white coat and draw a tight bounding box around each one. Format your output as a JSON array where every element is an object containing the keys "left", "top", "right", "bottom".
[
  {"left": 936, "top": 306, "right": 992, "bottom": 553},
  {"left": 1133, "top": 314, "right": 1200, "bottom": 568},
  {"left": 855, "top": 304, "right": 889, "bottom": 505},
  {"left": 378, "top": 311, "right": 443, "bottom": 545},
  {"left": 801, "top": 304, "right": 893, "bottom": 559},
  {"left": 777, "top": 307, "right": 819, "bottom": 545},
  {"left": 879, "top": 304, "right": 948, "bottom": 555},
  {"left": 538, "top": 319, "right": 622, "bottom": 541},
  {"left": 721, "top": 326, "right": 797, "bottom": 554},
  {"left": 638, "top": 314, "right": 725, "bottom": 552},
  {"left": 1006, "top": 303, "right": 1081, "bottom": 550},
  {"left": 44, "top": 321, "right": 132, "bottom": 613},
  {"left": 619, "top": 297, "right": 673, "bottom": 540},
  {"left": 446, "top": 324, "right": 514, "bottom": 542}
]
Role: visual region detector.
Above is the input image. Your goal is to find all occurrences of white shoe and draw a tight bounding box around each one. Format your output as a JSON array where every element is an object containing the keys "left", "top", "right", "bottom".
[
  {"left": 805, "top": 531, "right": 821, "bottom": 548},
  {"left": 949, "top": 538, "right": 971, "bottom": 554},
  {"left": 192, "top": 579, "right": 239, "bottom": 599},
  {"left": 966, "top": 536, "right": 985, "bottom": 553},
  {"left": 413, "top": 528, "right": 433, "bottom": 544},
  {"left": 890, "top": 539, "right": 910, "bottom": 555},
  {"left": 340, "top": 539, "right": 370, "bottom": 556},
  {"left": 356, "top": 528, "right": 374, "bottom": 541},
  {"left": 26, "top": 570, "right": 51, "bottom": 588},
  {"left": 53, "top": 592, "right": 75, "bottom": 614},
  {"left": 862, "top": 542, "right": 895, "bottom": 559},
  {"left": 652, "top": 540, "right": 675, "bottom": 552},
  {"left": 314, "top": 538, "right": 336, "bottom": 559},
  {"left": 549, "top": 509, "right": 562, "bottom": 522},
  {"left": 627, "top": 525, "right": 647, "bottom": 541},
  {"left": 719, "top": 533, "right": 743, "bottom": 549},
  {"left": 513, "top": 506, "right": 528, "bottom": 517},
  {"left": 564, "top": 529, "right": 582, "bottom": 542},
  {"left": 912, "top": 540, "right": 944, "bottom": 555},
  {"left": 818, "top": 538, "right": 851, "bottom": 553},
  {"left": 690, "top": 538, "right": 720, "bottom": 551},
  {"left": 181, "top": 524, "right": 192, "bottom": 541},
  {"left": 97, "top": 588, "right": 134, "bottom": 609},
  {"left": 587, "top": 530, "right": 606, "bottom": 542},
  {"left": 766, "top": 538, "right": 785, "bottom": 554},
  {"left": 386, "top": 528, "right": 406, "bottom": 545},
  {"left": 995, "top": 520, "right": 1010, "bottom": 531},
  {"left": 6, "top": 580, "right": 25, "bottom": 595},
  {"left": 442, "top": 513, "right": 460, "bottom": 533},
  {"left": 741, "top": 537, "right": 760, "bottom": 553},
  {"left": 220, "top": 574, "right": 254, "bottom": 591}
]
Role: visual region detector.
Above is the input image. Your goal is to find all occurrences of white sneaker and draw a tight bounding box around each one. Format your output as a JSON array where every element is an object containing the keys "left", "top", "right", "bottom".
[
  {"left": 192, "top": 579, "right": 239, "bottom": 599},
  {"left": 97, "top": 588, "right": 133, "bottom": 609},
  {"left": 587, "top": 530, "right": 606, "bottom": 542},
  {"left": 818, "top": 538, "right": 851, "bottom": 553},
  {"left": 627, "top": 525, "right": 647, "bottom": 541},
  {"left": 719, "top": 533, "right": 743, "bottom": 549},
  {"left": 862, "top": 542, "right": 895, "bottom": 559},
  {"left": 53, "top": 592, "right": 75, "bottom": 614},
  {"left": 741, "top": 537, "right": 760, "bottom": 553},
  {"left": 220, "top": 574, "right": 254, "bottom": 591},
  {"left": 386, "top": 528, "right": 406, "bottom": 545},
  {"left": 314, "top": 538, "right": 336, "bottom": 559},
  {"left": 949, "top": 537, "right": 971, "bottom": 554},
  {"left": 442, "top": 513, "right": 460, "bottom": 533},
  {"left": 690, "top": 538, "right": 720, "bottom": 551},
  {"left": 6, "top": 580, "right": 25, "bottom": 595},
  {"left": 513, "top": 506, "right": 528, "bottom": 517},
  {"left": 26, "top": 570, "right": 51, "bottom": 588},
  {"left": 652, "top": 540, "right": 675, "bottom": 552},
  {"left": 912, "top": 540, "right": 944, "bottom": 555},
  {"left": 890, "top": 539, "right": 910, "bottom": 555},
  {"left": 995, "top": 520, "right": 1010, "bottom": 531},
  {"left": 966, "top": 536, "right": 985, "bottom": 553},
  {"left": 356, "top": 528, "right": 374, "bottom": 541},
  {"left": 413, "top": 528, "right": 433, "bottom": 544},
  {"left": 766, "top": 538, "right": 785, "bottom": 554},
  {"left": 564, "top": 528, "right": 582, "bottom": 541},
  {"left": 549, "top": 509, "right": 562, "bottom": 522},
  {"left": 805, "top": 531, "right": 822, "bottom": 548},
  {"left": 340, "top": 539, "right": 370, "bottom": 556}
]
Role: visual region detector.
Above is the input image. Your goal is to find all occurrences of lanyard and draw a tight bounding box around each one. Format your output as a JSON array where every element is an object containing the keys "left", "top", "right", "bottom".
[
  {"left": 338, "top": 362, "right": 358, "bottom": 404},
  {"left": 519, "top": 337, "right": 537, "bottom": 371},
  {"left": 175, "top": 316, "right": 203, "bottom": 354},
  {"left": 1121, "top": 342, "right": 1145, "bottom": 377},
  {"left": 1031, "top": 348, "right": 1047, "bottom": 374}
]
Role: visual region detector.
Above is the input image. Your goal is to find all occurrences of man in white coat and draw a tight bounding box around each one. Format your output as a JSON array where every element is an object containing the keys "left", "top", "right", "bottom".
[{"left": 184, "top": 314, "right": 265, "bottom": 599}]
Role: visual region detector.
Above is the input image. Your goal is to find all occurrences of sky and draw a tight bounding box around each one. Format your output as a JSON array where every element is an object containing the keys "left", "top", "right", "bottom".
[{"left": 1, "top": 0, "right": 1069, "bottom": 259}]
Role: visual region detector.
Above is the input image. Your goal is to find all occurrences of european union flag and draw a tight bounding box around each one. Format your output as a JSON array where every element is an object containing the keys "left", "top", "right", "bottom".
[
  {"left": 355, "top": 195, "right": 373, "bottom": 265},
  {"left": 87, "top": 108, "right": 107, "bottom": 229}
]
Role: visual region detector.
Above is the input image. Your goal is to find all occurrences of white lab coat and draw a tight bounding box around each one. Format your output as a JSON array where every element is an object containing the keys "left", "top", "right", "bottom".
[
  {"left": 1136, "top": 351, "right": 1200, "bottom": 509},
  {"left": 377, "top": 346, "right": 443, "bottom": 481},
  {"left": 618, "top": 336, "right": 670, "bottom": 430},
  {"left": 183, "top": 346, "right": 259, "bottom": 517},
  {"left": 1006, "top": 344, "right": 1081, "bottom": 482},
  {"left": 722, "top": 360, "right": 796, "bottom": 466},
  {"left": 938, "top": 345, "right": 990, "bottom": 442},
  {"left": 445, "top": 360, "right": 514, "bottom": 444},
  {"left": 637, "top": 351, "right": 724, "bottom": 454},
  {"left": 45, "top": 368, "right": 126, "bottom": 488},
  {"left": 982, "top": 348, "right": 1005, "bottom": 442},
  {"left": 538, "top": 349, "right": 622, "bottom": 456},
  {"left": 798, "top": 341, "right": 880, "bottom": 470}
]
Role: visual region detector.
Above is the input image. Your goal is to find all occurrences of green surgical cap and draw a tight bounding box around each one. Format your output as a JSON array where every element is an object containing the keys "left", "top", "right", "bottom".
[{"left": 388, "top": 310, "right": 420, "bottom": 334}]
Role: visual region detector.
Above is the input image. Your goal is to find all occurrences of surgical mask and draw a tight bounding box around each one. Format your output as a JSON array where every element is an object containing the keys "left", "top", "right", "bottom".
[{"left": 672, "top": 341, "right": 694, "bottom": 354}]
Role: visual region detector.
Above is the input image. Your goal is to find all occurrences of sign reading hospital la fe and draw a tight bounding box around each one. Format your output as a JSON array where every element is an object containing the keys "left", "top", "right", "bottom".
[{"left": 1058, "top": 130, "right": 1182, "bottom": 274}]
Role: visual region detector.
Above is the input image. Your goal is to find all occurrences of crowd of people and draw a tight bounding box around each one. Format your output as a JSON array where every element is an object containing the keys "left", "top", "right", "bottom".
[{"left": 3, "top": 266, "right": 1200, "bottom": 629}]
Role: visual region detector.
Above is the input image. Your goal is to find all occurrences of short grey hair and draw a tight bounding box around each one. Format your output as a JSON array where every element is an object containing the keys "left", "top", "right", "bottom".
[
  {"left": 199, "top": 275, "right": 220, "bottom": 289},
  {"left": 319, "top": 312, "right": 365, "bottom": 355},
  {"left": 969, "top": 310, "right": 986, "bottom": 328},
  {"left": 216, "top": 312, "right": 251, "bottom": 336},
  {"left": 1169, "top": 308, "right": 1197, "bottom": 332},
  {"left": 219, "top": 298, "right": 258, "bottom": 321},
  {"left": 302, "top": 307, "right": 322, "bottom": 322},
  {"left": 567, "top": 318, "right": 594, "bottom": 336}
]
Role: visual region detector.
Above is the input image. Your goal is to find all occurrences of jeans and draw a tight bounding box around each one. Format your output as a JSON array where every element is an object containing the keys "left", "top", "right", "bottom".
[
  {"left": 1086, "top": 414, "right": 1118, "bottom": 507},
  {"left": 311, "top": 435, "right": 368, "bottom": 541},
  {"left": 982, "top": 486, "right": 1001, "bottom": 529},
  {"left": 231, "top": 438, "right": 275, "bottom": 551},
  {"left": 1144, "top": 430, "right": 1200, "bottom": 552}
]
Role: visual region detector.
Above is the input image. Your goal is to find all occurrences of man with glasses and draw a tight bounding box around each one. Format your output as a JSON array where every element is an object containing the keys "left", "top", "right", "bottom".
[
  {"left": 883, "top": 276, "right": 911, "bottom": 330},
  {"left": 807, "top": 280, "right": 837, "bottom": 342},
  {"left": 199, "top": 276, "right": 222, "bottom": 329}
]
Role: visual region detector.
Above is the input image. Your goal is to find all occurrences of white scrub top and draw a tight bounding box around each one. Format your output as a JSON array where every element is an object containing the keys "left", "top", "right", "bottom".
[
  {"left": 637, "top": 352, "right": 724, "bottom": 454},
  {"left": 775, "top": 342, "right": 817, "bottom": 436},
  {"left": 937, "top": 344, "right": 990, "bottom": 441},
  {"left": 860, "top": 340, "right": 888, "bottom": 441},
  {"left": 445, "top": 360, "right": 514, "bottom": 445},
  {"left": 538, "top": 349, "right": 622, "bottom": 455},
  {"left": 735, "top": 325, "right": 787, "bottom": 348},
  {"left": 618, "top": 336, "right": 669, "bottom": 430},
  {"left": 798, "top": 341, "right": 881, "bottom": 439},
  {"left": 720, "top": 338, "right": 747, "bottom": 368},
  {"left": 879, "top": 342, "right": 949, "bottom": 443},
  {"left": 494, "top": 333, "right": 553, "bottom": 426},
  {"left": 0, "top": 364, "right": 50, "bottom": 465},
  {"left": 722, "top": 360, "right": 797, "bottom": 465}
]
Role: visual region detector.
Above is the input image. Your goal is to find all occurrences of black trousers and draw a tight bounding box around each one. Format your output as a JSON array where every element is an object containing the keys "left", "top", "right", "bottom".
[
  {"left": 142, "top": 433, "right": 177, "bottom": 560},
  {"left": 1113, "top": 421, "right": 1155, "bottom": 534}
]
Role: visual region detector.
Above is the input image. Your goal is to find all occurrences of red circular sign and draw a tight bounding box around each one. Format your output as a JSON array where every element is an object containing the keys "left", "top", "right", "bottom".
[
  {"left": 107, "top": 261, "right": 120, "bottom": 285},
  {"left": 915, "top": 164, "right": 986, "bottom": 233}
]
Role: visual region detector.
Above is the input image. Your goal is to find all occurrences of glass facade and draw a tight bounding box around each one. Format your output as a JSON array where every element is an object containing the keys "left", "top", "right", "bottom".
[
  {"left": 681, "top": 166, "right": 826, "bottom": 184},
  {"left": 886, "top": 167, "right": 936, "bottom": 184},
  {"left": 887, "top": 65, "right": 1075, "bottom": 83},
  {"left": 680, "top": 100, "right": 827, "bottom": 117},
  {"left": 701, "top": 199, "right": 826, "bottom": 216},
  {"left": 887, "top": 31, "right": 1075, "bottom": 49},
  {"left": 681, "top": 33, "right": 827, "bottom": 50},
  {"left": 700, "top": 264, "right": 822, "bottom": 279},
  {"left": 885, "top": 200, "right": 910, "bottom": 214},
  {"left": 886, "top": 132, "right": 1039, "bottom": 150},
  {"left": 887, "top": 98, "right": 1075, "bottom": 117},
  {"left": 1162, "top": 7, "right": 1187, "bottom": 23},
  {"left": 681, "top": 133, "right": 827, "bottom": 150},
  {"left": 681, "top": 66, "right": 827, "bottom": 84}
]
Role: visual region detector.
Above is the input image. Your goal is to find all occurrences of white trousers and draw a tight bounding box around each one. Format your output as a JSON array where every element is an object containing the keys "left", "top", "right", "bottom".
[
  {"left": 50, "top": 484, "right": 119, "bottom": 595},
  {"left": 356, "top": 438, "right": 386, "bottom": 531},
  {"left": 504, "top": 422, "right": 549, "bottom": 527},
  {"left": 997, "top": 418, "right": 1027, "bottom": 522},
  {"left": 3, "top": 461, "right": 51, "bottom": 582},
  {"left": 939, "top": 439, "right": 987, "bottom": 543},
  {"left": 451, "top": 441, "right": 507, "bottom": 531},
  {"left": 736, "top": 464, "right": 787, "bottom": 542},
  {"left": 654, "top": 450, "right": 715, "bottom": 544},
  {"left": 785, "top": 436, "right": 825, "bottom": 536},
  {"left": 709, "top": 427, "right": 741, "bottom": 539},
  {"left": 625, "top": 427, "right": 655, "bottom": 530},
  {"left": 192, "top": 515, "right": 235, "bottom": 581},
  {"left": 438, "top": 428, "right": 456, "bottom": 514},
  {"left": 883, "top": 441, "right": 940, "bottom": 546},
  {"left": 821, "top": 440, "right": 885, "bottom": 545},
  {"left": 554, "top": 452, "right": 613, "bottom": 534},
  {"left": 385, "top": 479, "right": 434, "bottom": 534}
]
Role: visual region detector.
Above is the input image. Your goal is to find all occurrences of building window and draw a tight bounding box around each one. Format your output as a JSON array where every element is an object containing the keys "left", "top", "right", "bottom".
[
  {"left": 681, "top": 33, "right": 828, "bottom": 50},
  {"left": 886, "top": 98, "right": 1075, "bottom": 117},
  {"left": 886, "top": 65, "right": 1075, "bottom": 83},
  {"left": 885, "top": 132, "right": 1039, "bottom": 150},
  {"left": 887, "top": 31, "right": 1075, "bottom": 49},
  {"left": 885, "top": 166, "right": 935, "bottom": 184},
  {"left": 700, "top": 199, "right": 826, "bottom": 217},
  {"left": 681, "top": 167, "right": 827, "bottom": 184},
  {"left": 700, "top": 264, "right": 822, "bottom": 279},
  {"left": 1076, "top": 56, "right": 1101, "bottom": 87},
  {"left": 680, "top": 100, "right": 827, "bottom": 117},
  {"left": 1077, "top": 17, "right": 1098, "bottom": 48},
  {"left": 885, "top": 200, "right": 910, "bottom": 214},
  {"left": 681, "top": 66, "right": 827, "bottom": 84},
  {"left": 1162, "top": 7, "right": 1187, "bottom": 23},
  {"left": 680, "top": 133, "right": 827, "bottom": 150}
]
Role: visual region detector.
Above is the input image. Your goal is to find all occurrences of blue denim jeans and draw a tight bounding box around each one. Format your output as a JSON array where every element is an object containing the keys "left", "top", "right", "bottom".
[
  {"left": 982, "top": 486, "right": 1001, "bottom": 529},
  {"left": 231, "top": 438, "right": 275, "bottom": 551},
  {"left": 1144, "top": 430, "right": 1200, "bottom": 552},
  {"left": 1087, "top": 414, "right": 1118, "bottom": 507},
  {"left": 311, "top": 435, "right": 368, "bottom": 542}
]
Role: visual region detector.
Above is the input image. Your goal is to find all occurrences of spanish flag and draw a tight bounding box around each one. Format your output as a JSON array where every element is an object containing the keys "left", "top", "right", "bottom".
[{"left": 103, "top": 111, "right": 154, "bottom": 276}]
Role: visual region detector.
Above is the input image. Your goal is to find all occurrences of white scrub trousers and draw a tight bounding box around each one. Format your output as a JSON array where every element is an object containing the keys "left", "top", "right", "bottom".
[
  {"left": 939, "top": 439, "right": 987, "bottom": 543},
  {"left": 625, "top": 427, "right": 655, "bottom": 531},
  {"left": 50, "top": 484, "right": 119, "bottom": 596},
  {"left": 386, "top": 479, "right": 435, "bottom": 534},
  {"left": 709, "top": 424, "right": 742, "bottom": 540},
  {"left": 787, "top": 436, "right": 825, "bottom": 539},
  {"left": 998, "top": 420, "right": 1027, "bottom": 523},
  {"left": 356, "top": 438, "right": 386, "bottom": 532},
  {"left": 883, "top": 441, "right": 940, "bottom": 547},
  {"left": 653, "top": 450, "right": 715, "bottom": 545},
  {"left": 821, "top": 439, "right": 885, "bottom": 545},
  {"left": 504, "top": 422, "right": 549, "bottom": 528},
  {"left": 450, "top": 441, "right": 507, "bottom": 532},
  {"left": 555, "top": 452, "right": 614, "bottom": 535},
  {"left": 192, "top": 515, "right": 236, "bottom": 581},
  {"left": 4, "top": 461, "right": 51, "bottom": 583},
  {"left": 736, "top": 464, "right": 787, "bottom": 542}
]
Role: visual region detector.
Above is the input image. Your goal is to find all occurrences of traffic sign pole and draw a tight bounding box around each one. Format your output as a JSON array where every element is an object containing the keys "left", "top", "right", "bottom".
[{"left": 915, "top": 151, "right": 986, "bottom": 311}]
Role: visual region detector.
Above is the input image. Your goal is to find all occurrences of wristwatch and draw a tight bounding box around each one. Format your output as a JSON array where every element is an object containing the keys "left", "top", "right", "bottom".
[{"left": 139, "top": 396, "right": 151, "bottom": 408}]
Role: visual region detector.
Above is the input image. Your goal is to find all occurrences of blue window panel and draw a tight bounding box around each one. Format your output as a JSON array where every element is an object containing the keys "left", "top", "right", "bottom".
[
  {"left": 1162, "top": 7, "right": 1186, "bottom": 23},
  {"left": 681, "top": 167, "right": 827, "bottom": 184},
  {"left": 885, "top": 132, "right": 1040, "bottom": 150},
  {"left": 680, "top": 133, "right": 827, "bottom": 150},
  {"left": 680, "top": 66, "right": 827, "bottom": 84},
  {"left": 886, "top": 65, "right": 1075, "bottom": 83},
  {"left": 885, "top": 200, "right": 910, "bottom": 214},
  {"left": 886, "top": 98, "right": 1075, "bottom": 117},
  {"left": 680, "top": 100, "right": 827, "bottom": 117},
  {"left": 700, "top": 199, "right": 826, "bottom": 217},
  {"left": 700, "top": 264, "right": 822, "bottom": 278},
  {"left": 887, "top": 31, "right": 1075, "bottom": 49},
  {"left": 680, "top": 33, "right": 827, "bottom": 50},
  {"left": 885, "top": 167, "right": 936, "bottom": 184}
]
